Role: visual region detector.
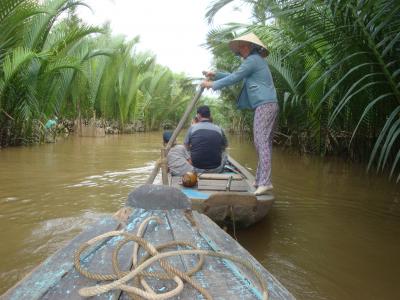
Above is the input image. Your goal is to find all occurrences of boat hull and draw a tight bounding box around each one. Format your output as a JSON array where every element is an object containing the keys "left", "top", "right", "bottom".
[
  {"left": 191, "top": 192, "right": 273, "bottom": 228},
  {"left": 170, "top": 156, "right": 275, "bottom": 228}
]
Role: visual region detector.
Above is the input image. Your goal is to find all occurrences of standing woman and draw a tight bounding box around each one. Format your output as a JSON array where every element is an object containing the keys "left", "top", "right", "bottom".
[{"left": 201, "top": 32, "right": 278, "bottom": 195}]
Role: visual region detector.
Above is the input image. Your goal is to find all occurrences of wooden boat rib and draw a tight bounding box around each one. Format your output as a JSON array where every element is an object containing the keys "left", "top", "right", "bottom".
[
  {"left": 169, "top": 155, "right": 275, "bottom": 228},
  {"left": 2, "top": 185, "right": 293, "bottom": 300}
]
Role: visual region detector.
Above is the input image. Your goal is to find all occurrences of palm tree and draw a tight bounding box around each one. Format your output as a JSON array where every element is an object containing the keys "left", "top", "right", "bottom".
[
  {"left": 205, "top": 0, "right": 400, "bottom": 180},
  {"left": 0, "top": 0, "right": 103, "bottom": 145},
  {"left": 1, "top": 0, "right": 186, "bottom": 145}
]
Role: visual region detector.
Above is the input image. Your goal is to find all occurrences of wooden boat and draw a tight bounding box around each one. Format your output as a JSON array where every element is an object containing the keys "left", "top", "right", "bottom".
[
  {"left": 2, "top": 185, "right": 293, "bottom": 300},
  {"left": 169, "top": 156, "right": 275, "bottom": 228}
]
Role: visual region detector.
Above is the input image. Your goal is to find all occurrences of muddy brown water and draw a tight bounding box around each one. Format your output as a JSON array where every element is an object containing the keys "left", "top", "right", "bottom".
[{"left": 0, "top": 133, "right": 399, "bottom": 299}]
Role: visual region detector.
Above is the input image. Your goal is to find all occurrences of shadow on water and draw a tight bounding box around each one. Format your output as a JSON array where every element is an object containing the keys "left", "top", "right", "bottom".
[{"left": 0, "top": 133, "right": 399, "bottom": 299}]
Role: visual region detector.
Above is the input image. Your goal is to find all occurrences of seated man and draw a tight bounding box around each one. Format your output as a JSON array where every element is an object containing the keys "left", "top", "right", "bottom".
[
  {"left": 184, "top": 105, "right": 228, "bottom": 173},
  {"left": 163, "top": 131, "right": 194, "bottom": 176}
]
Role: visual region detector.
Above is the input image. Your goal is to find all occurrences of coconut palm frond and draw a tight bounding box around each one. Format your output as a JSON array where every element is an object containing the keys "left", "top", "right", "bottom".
[
  {"left": 202, "top": 0, "right": 400, "bottom": 178},
  {"left": 45, "top": 23, "right": 104, "bottom": 55},
  {"left": 25, "top": 0, "right": 88, "bottom": 51},
  {"left": 205, "top": 0, "right": 236, "bottom": 24},
  {"left": 0, "top": 47, "right": 39, "bottom": 101},
  {"left": 0, "top": 0, "right": 42, "bottom": 60}
]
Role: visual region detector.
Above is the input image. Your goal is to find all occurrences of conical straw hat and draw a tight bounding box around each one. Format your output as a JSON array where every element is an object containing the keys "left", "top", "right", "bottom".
[{"left": 229, "top": 32, "right": 269, "bottom": 57}]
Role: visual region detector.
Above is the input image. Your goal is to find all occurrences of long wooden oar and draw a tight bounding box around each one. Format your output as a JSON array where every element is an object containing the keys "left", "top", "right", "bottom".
[{"left": 146, "top": 86, "right": 204, "bottom": 184}]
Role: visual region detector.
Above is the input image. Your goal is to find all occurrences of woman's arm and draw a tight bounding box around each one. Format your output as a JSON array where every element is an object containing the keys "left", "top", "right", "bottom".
[
  {"left": 201, "top": 56, "right": 257, "bottom": 90},
  {"left": 213, "top": 56, "right": 256, "bottom": 90}
]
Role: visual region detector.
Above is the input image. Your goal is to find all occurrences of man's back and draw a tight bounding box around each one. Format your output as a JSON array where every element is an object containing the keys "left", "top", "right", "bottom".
[{"left": 184, "top": 121, "right": 227, "bottom": 170}]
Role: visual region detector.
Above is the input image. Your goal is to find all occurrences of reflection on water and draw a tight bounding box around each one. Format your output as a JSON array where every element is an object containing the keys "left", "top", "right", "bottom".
[{"left": 0, "top": 133, "right": 399, "bottom": 299}]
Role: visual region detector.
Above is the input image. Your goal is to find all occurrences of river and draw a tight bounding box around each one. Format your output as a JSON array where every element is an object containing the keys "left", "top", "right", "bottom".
[{"left": 0, "top": 133, "right": 399, "bottom": 299}]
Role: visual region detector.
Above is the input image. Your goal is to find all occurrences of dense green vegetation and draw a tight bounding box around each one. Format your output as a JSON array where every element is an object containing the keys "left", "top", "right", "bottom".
[
  {"left": 0, "top": 0, "right": 197, "bottom": 147},
  {"left": 1, "top": 0, "right": 399, "bottom": 181},
  {"left": 205, "top": 0, "right": 400, "bottom": 181}
]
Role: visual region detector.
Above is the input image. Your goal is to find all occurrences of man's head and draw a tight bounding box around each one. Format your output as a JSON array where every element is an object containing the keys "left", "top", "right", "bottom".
[
  {"left": 196, "top": 105, "right": 211, "bottom": 119},
  {"left": 163, "top": 130, "right": 173, "bottom": 144}
]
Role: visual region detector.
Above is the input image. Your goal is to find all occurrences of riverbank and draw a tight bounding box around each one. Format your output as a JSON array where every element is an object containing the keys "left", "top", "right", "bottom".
[{"left": 0, "top": 118, "right": 148, "bottom": 148}]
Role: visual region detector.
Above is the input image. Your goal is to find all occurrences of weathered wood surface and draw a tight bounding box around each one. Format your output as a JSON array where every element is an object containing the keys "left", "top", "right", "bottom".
[
  {"left": 227, "top": 156, "right": 257, "bottom": 191},
  {"left": 119, "top": 211, "right": 187, "bottom": 299},
  {"left": 119, "top": 210, "right": 200, "bottom": 300},
  {"left": 198, "top": 178, "right": 249, "bottom": 191},
  {"left": 167, "top": 210, "right": 260, "bottom": 299},
  {"left": 1, "top": 215, "right": 121, "bottom": 300},
  {"left": 198, "top": 173, "right": 243, "bottom": 180},
  {"left": 194, "top": 213, "right": 295, "bottom": 300},
  {"left": 40, "top": 209, "right": 152, "bottom": 300},
  {"left": 205, "top": 192, "right": 258, "bottom": 207},
  {"left": 2, "top": 208, "right": 294, "bottom": 300}
]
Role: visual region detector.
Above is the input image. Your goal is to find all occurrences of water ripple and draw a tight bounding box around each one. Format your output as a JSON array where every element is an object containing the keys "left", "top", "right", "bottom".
[{"left": 66, "top": 163, "right": 154, "bottom": 188}]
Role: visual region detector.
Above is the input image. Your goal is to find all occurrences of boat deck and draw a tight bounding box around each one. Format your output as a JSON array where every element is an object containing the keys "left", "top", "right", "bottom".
[{"left": 3, "top": 207, "right": 294, "bottom": 300}]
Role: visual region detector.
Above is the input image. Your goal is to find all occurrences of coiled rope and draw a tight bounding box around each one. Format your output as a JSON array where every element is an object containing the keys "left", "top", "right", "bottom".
[{"left": 74, "top": 215, "right": 268, "bottom": 299}]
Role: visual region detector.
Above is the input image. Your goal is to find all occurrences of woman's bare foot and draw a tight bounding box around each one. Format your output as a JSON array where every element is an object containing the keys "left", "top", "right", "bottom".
[{"left": 254, "top": 184, "right": 273, "bottom": 195}]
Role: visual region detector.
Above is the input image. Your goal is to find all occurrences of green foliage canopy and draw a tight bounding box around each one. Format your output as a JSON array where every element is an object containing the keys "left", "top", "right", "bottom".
[
  {"left": 205, "top": 0, "right": 400, "bottom": 180},
  {"left": 0, "top": 0, "right": 197, "bottom": 146}
]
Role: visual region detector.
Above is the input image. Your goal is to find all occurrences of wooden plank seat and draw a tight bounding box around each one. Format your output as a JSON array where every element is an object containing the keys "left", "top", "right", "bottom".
[
  {"left": 197, "top": 178, "right": 249, "bottom": 191},
  {"left": 198, "top": 173, "right": 243, "bottom": 180}
]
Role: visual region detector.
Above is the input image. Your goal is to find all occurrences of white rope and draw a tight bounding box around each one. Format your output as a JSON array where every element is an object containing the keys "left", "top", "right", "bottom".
[{"left": 75, "top": 218, "right": 268, "bottom": 300}]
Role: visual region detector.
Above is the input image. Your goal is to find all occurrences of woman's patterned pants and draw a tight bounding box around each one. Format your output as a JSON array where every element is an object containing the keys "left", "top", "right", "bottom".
[{"left": 253, "top": 102, "right": 279, "bottom": 186}]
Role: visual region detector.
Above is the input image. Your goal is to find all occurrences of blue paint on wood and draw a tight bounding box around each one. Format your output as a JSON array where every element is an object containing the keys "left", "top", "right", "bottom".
[
  {"left": 198, "top": 231, "right": 264, "bottom": 300},
  {"left": 181, "top": 188, "right": 210, "bottom": 199}
]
